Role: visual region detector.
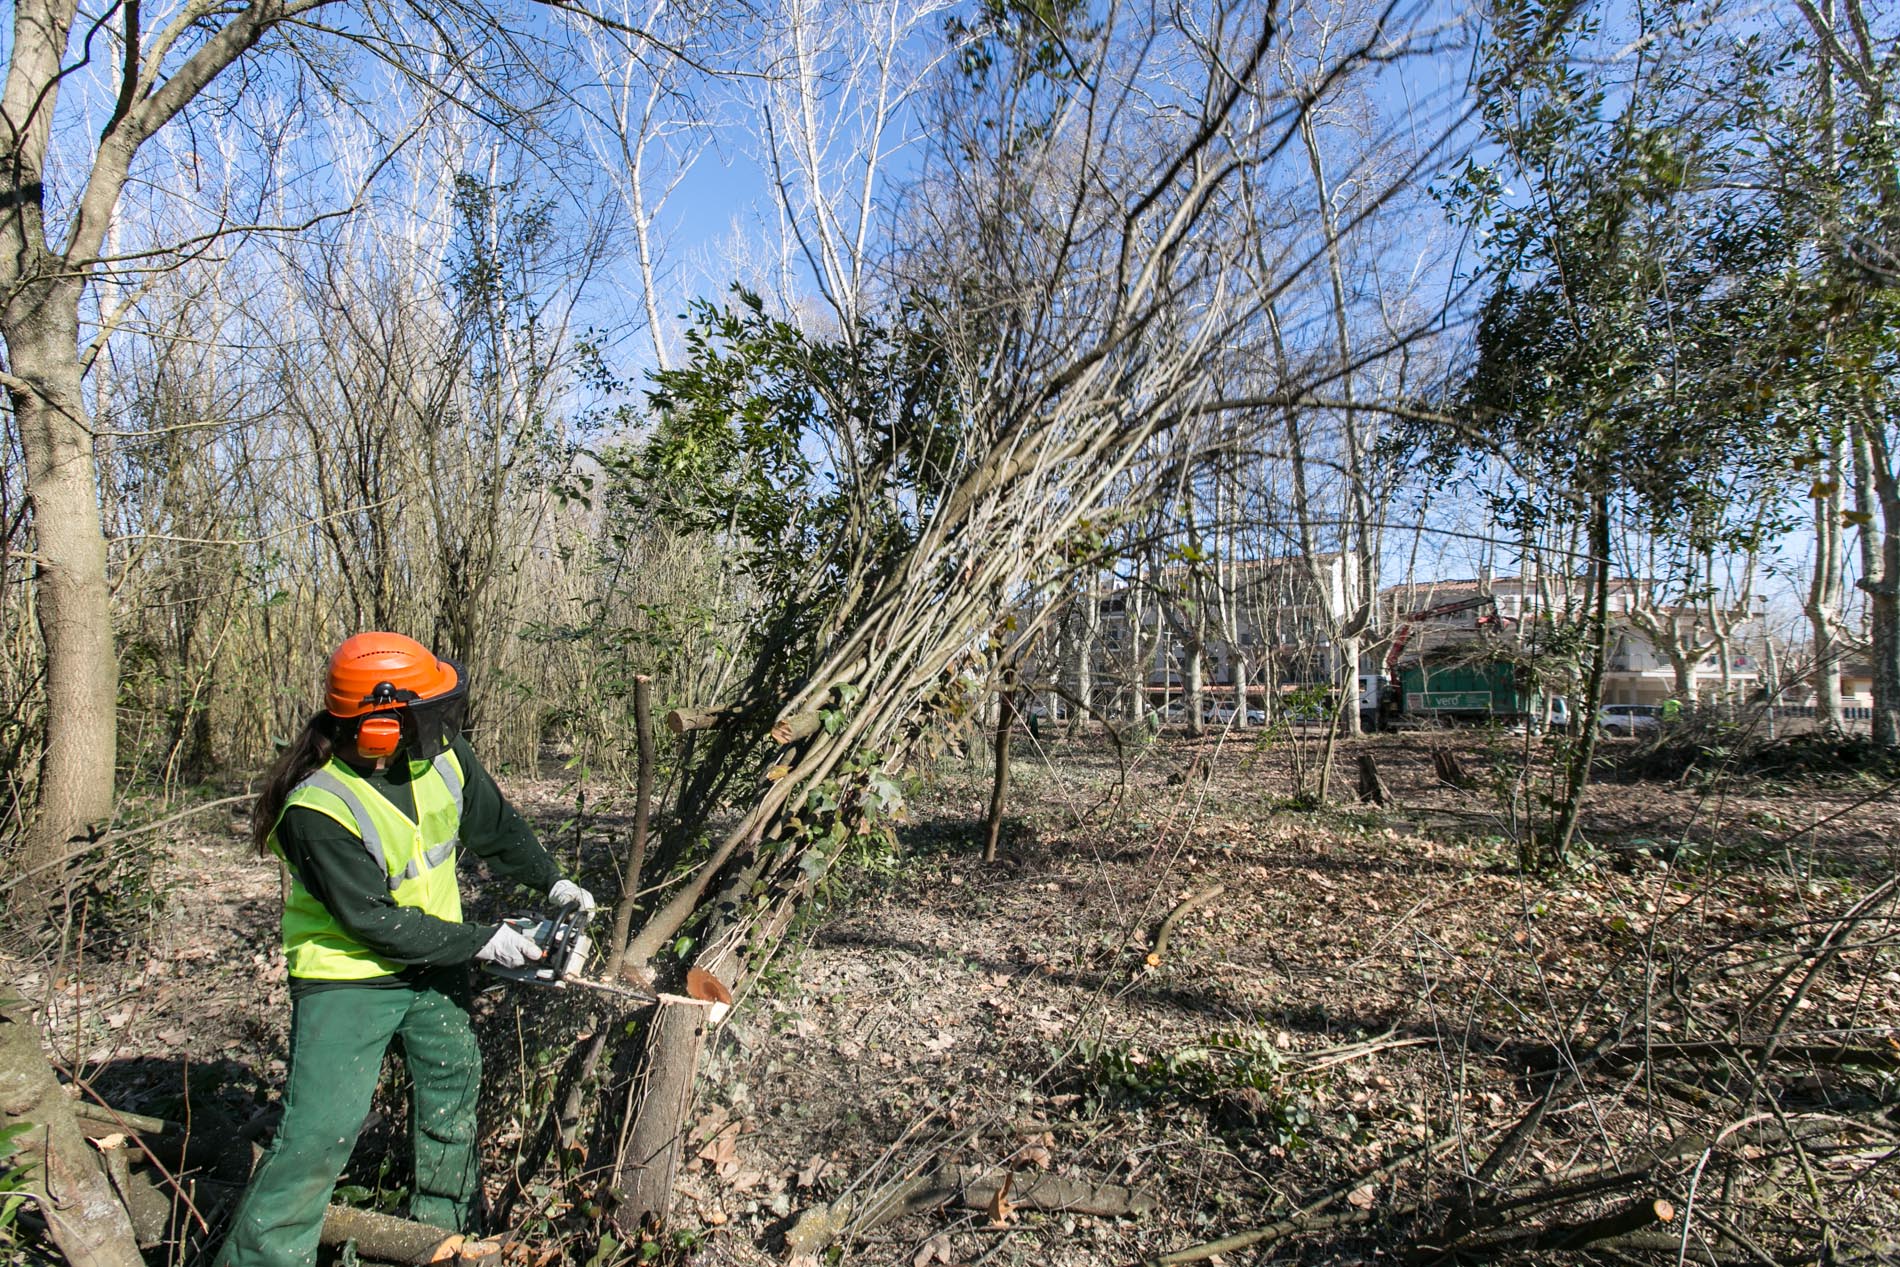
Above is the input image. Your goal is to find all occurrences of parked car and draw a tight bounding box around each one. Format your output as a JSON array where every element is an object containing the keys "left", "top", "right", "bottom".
[{"left": 1598, "top": 703, "right": 1663, "bottom": 736}]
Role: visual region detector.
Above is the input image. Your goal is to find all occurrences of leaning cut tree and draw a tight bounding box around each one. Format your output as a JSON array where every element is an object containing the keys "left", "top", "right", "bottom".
[{"left": 584, "top": 3, "right": 1478, "bottom": 1232}]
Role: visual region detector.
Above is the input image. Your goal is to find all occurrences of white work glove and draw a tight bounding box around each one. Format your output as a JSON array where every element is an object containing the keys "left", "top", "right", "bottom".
[
  {"left": 475, "top": 924, "right": 543, "bottom": 969},
  {"left": 549, "top": 879, "right": 596, "bottom": 912}
]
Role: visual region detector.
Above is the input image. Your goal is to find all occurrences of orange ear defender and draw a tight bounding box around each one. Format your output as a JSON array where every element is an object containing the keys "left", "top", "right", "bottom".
[{"left": 355, "top": 716, "right": 404, "bottom": 759}]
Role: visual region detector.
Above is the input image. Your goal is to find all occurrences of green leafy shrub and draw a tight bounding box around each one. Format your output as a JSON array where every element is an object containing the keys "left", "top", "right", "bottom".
[
  {"left": 0, "top": 1121, "right": 37, "bottom": 1260},
  {"left": 1074, "top": 1031, "right": 1316, "bottom": 1147}
]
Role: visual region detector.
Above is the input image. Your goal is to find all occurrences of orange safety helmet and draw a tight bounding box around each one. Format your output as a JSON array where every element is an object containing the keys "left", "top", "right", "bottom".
[{"left": 324, "top": 633, "right": 467, "bottom": 760}]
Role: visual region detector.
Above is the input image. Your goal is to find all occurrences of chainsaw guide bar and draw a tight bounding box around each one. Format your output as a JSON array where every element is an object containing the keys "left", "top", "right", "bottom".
[{"left": 480, "top": 902, "right": 732, "bottom": 1019}]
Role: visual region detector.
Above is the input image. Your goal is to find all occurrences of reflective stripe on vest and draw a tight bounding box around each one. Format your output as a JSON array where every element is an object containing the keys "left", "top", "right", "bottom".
[
  {"left": 273, "top": 750, "right": 466, "bottom": 981},
  {"left": 296, "top": 750, "right": 465, "bottom": 892}
]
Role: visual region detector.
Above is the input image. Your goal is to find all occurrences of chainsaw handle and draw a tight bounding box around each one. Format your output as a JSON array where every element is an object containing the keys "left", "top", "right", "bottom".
[{"left": 548, "top": 900, "right": 584, "bottom": 950}]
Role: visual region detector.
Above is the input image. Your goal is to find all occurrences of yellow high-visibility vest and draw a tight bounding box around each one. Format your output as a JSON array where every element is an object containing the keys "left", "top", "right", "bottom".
[{"left": 271, "top": 751, "right": 465, "bottom": 980}]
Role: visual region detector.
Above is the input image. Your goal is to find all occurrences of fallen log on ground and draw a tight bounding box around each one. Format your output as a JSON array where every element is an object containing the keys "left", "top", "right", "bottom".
[
  {"left": 1595, "top": 1038, "right": 1900, "bottom": 1070},
  {"left": 71, "top": 1099, "right": 177, "bottom": 1139},
  {"left": 94, "top": 1135, "right": 173, "bottom": 1248},
  {"left": 934, "top": 1165, "right": 1155, "bottom": 1217},
  {"left": 86, "top": 1156, "right": 465, "bottom": 1265},
  {"left": 1424, "top": 1197, "right": 1676, "bottom": 1260},
  {"left": 318, "top": 1205, "right": 461, "bottom": 1262},
  {"left": 1141, "top": 1136, "right": 1463, "bottom": 1267},
  {"left": 70, "top": 1098, "right": 244, "bottom": 1177},
  {"left": 0, "top": 988, "right": 145, "bottom": 1267},
  {"left": 1146, "top": 885, "right": 1226, "bottom": 965},
  {"left": 1586, "top": 1229, "right": 1784, "bottom": 1265}
]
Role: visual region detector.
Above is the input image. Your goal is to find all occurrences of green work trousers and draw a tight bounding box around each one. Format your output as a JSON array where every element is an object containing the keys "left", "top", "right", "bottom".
[{"left": 217, "top": 977, "right": 482, "bottom": 1267}]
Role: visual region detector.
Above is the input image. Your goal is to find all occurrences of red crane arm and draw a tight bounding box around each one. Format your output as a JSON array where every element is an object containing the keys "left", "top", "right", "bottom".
[{"left": 1383, "top": 594, "right": 1500, "bottom": 675}]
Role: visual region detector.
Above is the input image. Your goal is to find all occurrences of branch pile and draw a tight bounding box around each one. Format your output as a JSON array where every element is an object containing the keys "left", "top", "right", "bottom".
[{"left": 1151, "top": 874, "right": 1900, "bottom": 1266}]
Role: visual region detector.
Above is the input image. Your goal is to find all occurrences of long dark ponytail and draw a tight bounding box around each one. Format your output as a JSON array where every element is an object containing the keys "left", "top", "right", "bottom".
[{"left": 253, "top": 713, "right": 336, "bottom": 856}]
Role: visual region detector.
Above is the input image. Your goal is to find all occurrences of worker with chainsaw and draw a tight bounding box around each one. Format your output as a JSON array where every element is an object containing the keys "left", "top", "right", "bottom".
[{"left": 218, "top": 632, "right": 594, "bottom": 1267}]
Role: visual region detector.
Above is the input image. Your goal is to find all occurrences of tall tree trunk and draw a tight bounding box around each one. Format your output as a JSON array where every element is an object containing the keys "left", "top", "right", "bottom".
[
  {"left": 1339, "top": 630, "right": 1362, "bottom": 737},
  {"left": 1551, "top": 485, "right": 1612, "bottom": 866},
  {"left": 1075, "top": 575, "right": 1097, "bottom": 729},
  {"left": 1805, "top": 4, "right": 1848, "bottom": 732},
  {"left": 1184, "top": 642, "right": 1204, "bottom": 736},
  {"left": 1852, "top": 418, "right": 1900, "bottom": 745},
  {"left": 1125, "top": 574, "right": 1149, "bottom": 724},
  {"left": 1763, "top": 630, "right": 1781, "bottom": 738},
  {"left": 1670, "top": 650, "right": 1694, "bottom": 703},
  {"left": 1300, "top": 106, "right": 1378, "bottom": 738},
  {"left": 1232, "top": 652, "right": 1251, "bottom": 726},
  {"left": 1808, "top": 439, "right": 1847, "bottom": 729},
  {"left": 3, "top": 311, "right": 118, "bottom": 869},
  {"left": 1868, "top": 581, "right": 1900, "bottom": 745},
  {"left": 1717, "top": 627, "right": 1735, "bottom": 716},
  {"left": 983, "top": 672, "right": 1015, "bottom": 863},
  {"left": 2, "top": 0, "right": 344, "bottom": 884},
  {"left": 1316, "top": 693, "right": 1341, "bottom": 805},
  {"left": 606, "top": 676, "right": 655, "bottom": 978}
]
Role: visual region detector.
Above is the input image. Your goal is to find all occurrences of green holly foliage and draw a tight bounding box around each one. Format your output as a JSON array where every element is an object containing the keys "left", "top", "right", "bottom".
[
  {"left": 1449, "top": 0, "right": 1800, "bottom": 552},
  {"left": 630, "top": 290, "right": 961, "bottom": 672}
]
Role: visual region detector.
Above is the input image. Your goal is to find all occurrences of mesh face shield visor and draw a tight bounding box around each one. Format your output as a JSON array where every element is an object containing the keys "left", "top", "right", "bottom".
[{"left": 395, "top": 671, "right": 469, "bottom": 759}]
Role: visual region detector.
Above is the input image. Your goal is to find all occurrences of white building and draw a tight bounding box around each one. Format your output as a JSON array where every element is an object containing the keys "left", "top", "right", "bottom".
[{"left": 1380, "top": 575, "right": 1767, "bottom": 708}]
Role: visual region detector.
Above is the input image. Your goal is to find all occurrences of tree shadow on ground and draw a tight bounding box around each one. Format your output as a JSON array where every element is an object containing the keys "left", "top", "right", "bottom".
[
  {"left": 894, "top": 816, "right": 1042, "bottom": 858},
  {"left": 82, "top": 1053, "right": 267, "bottom": 1135},
  {"left": 809, "top": 924, "right": 1410, "bottom": 1040}
]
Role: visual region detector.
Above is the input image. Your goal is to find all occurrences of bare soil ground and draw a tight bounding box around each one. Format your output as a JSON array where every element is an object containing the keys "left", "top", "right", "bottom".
[{"left": 11, "top": 727, "right": 1899, "bottom": 1266}]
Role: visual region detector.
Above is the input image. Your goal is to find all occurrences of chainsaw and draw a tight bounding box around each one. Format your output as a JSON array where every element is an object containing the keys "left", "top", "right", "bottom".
[
  {"left": 482, "top": 901, "right": 650, "bottom": 1001},
  {"left": 481, "top": 901, "right": 733, "bottom": 1016}
]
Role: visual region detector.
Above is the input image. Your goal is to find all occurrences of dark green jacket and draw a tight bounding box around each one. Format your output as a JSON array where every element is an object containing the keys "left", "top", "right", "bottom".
[{"left": 274, "top": 734, "right": 561, "bottom": 995}]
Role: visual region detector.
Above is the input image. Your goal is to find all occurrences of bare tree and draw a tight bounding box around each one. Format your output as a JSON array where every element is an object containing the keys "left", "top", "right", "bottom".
[
  {"left": 0, "top": 0, "right": 369, "bottom": 874},
  {"left": 1807, "top": 435, "right": 1851, "bottom": 728},
  {"left": 1790, "top": 0, "right": 1899, "bottom": 741},
  {"left": 568, "top": 0, "right": 719, "bottom": 370},
  {"left": 1621, "top": 524, "right": 1763, "bottom": 709},
  {"left": 747, "top": 0, "right": 961, "bottom": 328}
]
